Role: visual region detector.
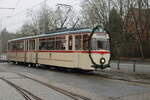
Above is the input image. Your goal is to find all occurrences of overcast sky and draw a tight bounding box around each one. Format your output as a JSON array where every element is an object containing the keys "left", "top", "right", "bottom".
[{"left": 0, "top": 0, "right": 83, "bottom": 33}]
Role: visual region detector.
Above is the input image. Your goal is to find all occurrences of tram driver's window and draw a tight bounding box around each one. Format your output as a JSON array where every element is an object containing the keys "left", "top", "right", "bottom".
[
  {"left": 75, "top": 35, "right": 82, "bottom": 50},
  {"left": 97, "top": 41, "right": 103, "bottom": 49}
]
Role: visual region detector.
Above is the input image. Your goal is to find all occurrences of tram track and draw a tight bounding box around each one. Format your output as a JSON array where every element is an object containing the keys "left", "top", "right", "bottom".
[
  {"left": 0, "top": 77, "right": 42, "bottom": 100},
  {"left": 4, "top": 62, "right": 150, "bottom": 99},
  {"left": 17, "top": 73, "right": 91, "bottom": 100},
  {"left": 0, "top": 64, "right": 91, "bottom": 100}
]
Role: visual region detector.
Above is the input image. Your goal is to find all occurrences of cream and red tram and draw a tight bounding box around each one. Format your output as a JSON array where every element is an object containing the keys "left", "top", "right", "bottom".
[{"left": 7, "top": 28, "right": 110, "bottom": 70}]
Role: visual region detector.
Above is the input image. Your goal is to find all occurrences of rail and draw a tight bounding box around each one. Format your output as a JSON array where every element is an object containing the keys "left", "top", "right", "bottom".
[
  {"left": 0, "top": 77, "right": 42, "bottom": 100},
  {"left": 17, "top": 73, "right": 91, "bottom": 100}
]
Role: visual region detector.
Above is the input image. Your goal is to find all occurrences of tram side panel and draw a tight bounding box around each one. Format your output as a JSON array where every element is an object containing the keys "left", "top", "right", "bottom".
[
  {"left": 8, "top": 40, "right": 26, "bottom": 63},
  {"left": 37, "top": 52, "right": 79, "bottom": 68},
  {"left": 7, "top": 51, "right": 17, "bottom": 62},
  {"left": 7, "top": 42, "right": 17, "bottom": 62},
  {"left": 37, "top": 35, "right": 79, "bottom": 68},
  {"left": 78, "top": 52, "right": 110, "bottom": 70},
  {"left": 16, "top": 51, "right": 25, "bottom": 62},
  {"left": 78, "top": 53, "right": 92, "bottom": 70},
  {"left": 16, "top": 40, "right": 26, "bottom": 63}
]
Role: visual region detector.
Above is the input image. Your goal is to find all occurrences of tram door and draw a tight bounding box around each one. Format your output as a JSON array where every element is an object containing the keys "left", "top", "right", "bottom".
[
  {"left": 24, "top": 40, "right": 28, "bottom": 63},
  {"left": 28, "top": 39, "right": 35, "bottom": 63}
]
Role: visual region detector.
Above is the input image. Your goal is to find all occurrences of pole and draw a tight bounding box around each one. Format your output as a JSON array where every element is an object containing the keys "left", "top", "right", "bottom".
[
  {"left": 133, "top": 60, "right": 136, "bottom": 72},
  {"left": 117, "top": 59, "right": 120, "bottom": 70}
]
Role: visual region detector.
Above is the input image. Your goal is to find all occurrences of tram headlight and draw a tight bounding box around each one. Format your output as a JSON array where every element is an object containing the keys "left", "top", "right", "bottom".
[{"left": 100, "top": 58, "right": 106, "bottom": 65}]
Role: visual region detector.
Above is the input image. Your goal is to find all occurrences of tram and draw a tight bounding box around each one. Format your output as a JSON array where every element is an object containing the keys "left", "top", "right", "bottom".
[{"left": 7, "top": 27, "right": 110, "bottom": 70}]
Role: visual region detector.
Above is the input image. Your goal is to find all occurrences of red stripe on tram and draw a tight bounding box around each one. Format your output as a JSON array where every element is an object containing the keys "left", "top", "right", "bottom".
[{"left": 8, "top": 50, "right": 110, "bottom": 54}]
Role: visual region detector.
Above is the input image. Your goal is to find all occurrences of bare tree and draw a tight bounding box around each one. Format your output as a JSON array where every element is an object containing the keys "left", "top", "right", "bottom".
[{"left": 81, "top": 0, "right": 150, "bottom": 58}]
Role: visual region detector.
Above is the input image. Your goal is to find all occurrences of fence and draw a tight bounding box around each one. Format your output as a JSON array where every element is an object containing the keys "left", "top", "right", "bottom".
[{"left": 111, "top": 59, "right": 150, "bottom": 74}]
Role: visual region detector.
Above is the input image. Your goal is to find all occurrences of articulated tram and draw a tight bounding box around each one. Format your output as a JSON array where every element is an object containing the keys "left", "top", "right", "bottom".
[{"left": 7, "top": 28, "right": 110, "bottom": 70}]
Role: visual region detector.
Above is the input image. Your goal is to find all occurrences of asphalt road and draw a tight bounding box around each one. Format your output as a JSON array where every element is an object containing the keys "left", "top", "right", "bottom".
[{"left": 1, "top": 62, "right": 150, "bottom": 99}]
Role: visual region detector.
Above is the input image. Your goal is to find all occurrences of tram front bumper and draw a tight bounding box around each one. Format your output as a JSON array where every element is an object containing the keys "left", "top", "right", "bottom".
[{"left": 91, "top": 64, "right": 110, "bottom": 70}]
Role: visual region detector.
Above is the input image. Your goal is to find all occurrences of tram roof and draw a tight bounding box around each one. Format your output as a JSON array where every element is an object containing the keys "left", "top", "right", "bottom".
[{"left": 8, "top": 28, "right": 104, "bottom": 42}]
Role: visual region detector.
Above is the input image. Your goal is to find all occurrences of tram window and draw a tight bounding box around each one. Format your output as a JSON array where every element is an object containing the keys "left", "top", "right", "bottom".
[
  {"left": 39, "top": 39, "right": 47, "bottom": 50},
  {"left": 101, "top": 40, "right": 110, "bottom": 50},
  {"left": 68, "top": 36, "right": 72, "bottom": 50},
  {"left": 8, "top": 43, "right": 12, "bottom": 50},
  {"left": 39, "top": 39, "right": 48, "bottom": 50},
  {"left": 91, "top": 39, "right": 110, "bottom": 50},
  {"left": 12, "top": 42, "right": 17, "bottom": 50},
  {"left": 29, "top": 40, "right": 35, "bottom": 50},
  {"left": 56, "top": 37, "right": 65, "bottom": 50},
  {"left": 83, "top": 35, "right": 89, "bottom": 50},
  {"left": 91, "top": 38, "right": 97, "bottom": 50},
  {"left": 8, "top": 43, "right": 13, "bottom": 50},
  {"left": 47, "top": 38, "right": 55, "bottom": 50},
  {"left": 15, "top": 41, "right": 24, "bottom": 50},
  {"left": 75, "top": 35, "right": 82, "bottom": 50}
]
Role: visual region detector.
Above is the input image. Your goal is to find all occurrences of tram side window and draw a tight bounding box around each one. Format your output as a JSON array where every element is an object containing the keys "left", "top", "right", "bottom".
[
  {"left": 75, "top": 35, "right": 82, "bottom": 50},
  {"left": 29, "top": 40, "right": 35, "bottom": 50},
  {"left": 39, "top": 39, "right": 48, "bottom": 50},
  {"left": 56, "top": 37, "right": 65, "bottom": 50},
  {"left": 8, "top": 42, "right": 15, "bottom": 50},
  {"left": 8, "top": 43, "right": 12, "bottom": 50},
  {"left": 16, "top": 41, "right": 24, "bottom": 50},
  {"left": 47, "top": 38, "right": 55, "bottom": 50},
  {"left": 68, "top": 36, "right": 72, "bottom": 50},
  {"left": 8, "top": 43, "right": 10, "bottom": 50},
  {"left": 83, "top": 35, "right": 89, "bottom": 50},
  {"left": 91, "top": 38, "right": 97, "bottom": 50},
  {"left": 12, "top": 42, "right": 17, "bottom": 50}
]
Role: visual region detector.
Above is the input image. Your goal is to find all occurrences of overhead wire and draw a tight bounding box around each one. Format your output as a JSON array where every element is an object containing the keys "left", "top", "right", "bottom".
[
  {"left": 6, "top": 0, "right": 82, "bottom": 31},
  {"left": 66, "top": 0, "right": 84, "bottom": 6},
  {"left": 8, "top": 0, "right": 48, "bottom": 18},
  {"left": 6, "top": 0, "right": 48, "bottom": 29}
]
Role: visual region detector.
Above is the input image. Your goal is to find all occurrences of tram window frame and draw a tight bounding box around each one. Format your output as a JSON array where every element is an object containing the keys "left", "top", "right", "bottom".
[
  {"left": 15, "top": 41, "right": 24, "bottom": 51},
  {"left": 39, "top": 38, "right": 48, "bottom": 50},
  {"left": 8, "top": 42, "right": 15, "bottom": 50},
  {"left": 47, "top": 37, "right": 55, "bottom": 50},
  {"left": 68, "top": 36, "right": 73, "bottom": 50},
  {"left": 12, "top": 42, "right": 17, "bottom": 50},
  {"left": 75, "top": 35, "right": 82, "bottom": 50},
  {"left": 83, "top": 34, "right": 89, "bottom": 50},
  {"left": 55, "top": 36, "right": 66, "bottom": 50},
  {"left": 39, "top": 36, "right": 66, "bottom": 50},
  {"left": 29, "top": 40, "right": 35, "bottom": 50}
]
